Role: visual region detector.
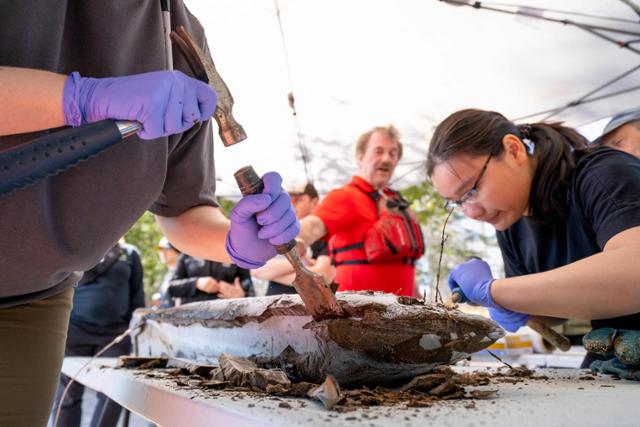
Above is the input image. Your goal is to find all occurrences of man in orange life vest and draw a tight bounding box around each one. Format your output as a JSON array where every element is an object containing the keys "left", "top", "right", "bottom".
[{"left": 298, "top": 125, "right": 424, "bottom": 296}]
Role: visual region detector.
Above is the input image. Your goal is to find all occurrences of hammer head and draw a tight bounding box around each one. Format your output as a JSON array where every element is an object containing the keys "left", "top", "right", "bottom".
[{"left": 171, "top": 26, "right": 247, "bottom": 146}]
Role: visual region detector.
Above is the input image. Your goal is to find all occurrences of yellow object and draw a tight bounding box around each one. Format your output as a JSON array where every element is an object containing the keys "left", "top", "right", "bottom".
[{"left": 488, "top": 334, "right": 534, "bottom": 356}]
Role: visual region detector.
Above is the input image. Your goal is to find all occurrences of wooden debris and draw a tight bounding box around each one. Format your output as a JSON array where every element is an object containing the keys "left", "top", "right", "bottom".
[
  {"left": 118, "top": 361, "right": 556, "bottom": 411},
  {"left": 116, "top": 356, "right": 167, "bottom": 369},
  {"left": 167, "top": 357, "right": 217, "bottom": 377},
  {"left": 468, "top": 389, "right": 498, "bottom": 399},
  {"left": 308, "top": 375, "right": 342, "bottom": 410},
  {"left": 219, "top": 354, "right": 291, "bottom": 390}
]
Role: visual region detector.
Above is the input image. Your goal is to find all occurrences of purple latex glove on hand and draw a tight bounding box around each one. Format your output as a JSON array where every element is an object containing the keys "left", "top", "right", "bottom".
[
  {"left": 226, "top": 172, "right": 300, "bottom": 269},
  {"left": 448, "top": 258, "right": 499, "bottom": 308},
  {"left": 62, "top": 70, "right": 217, "bottom": 140},
  {"left": 489, "top": 307, "right": 529, "bottom": 333},
  {"left": 449, "top": 258, "right": 529, "bottom": 332}
]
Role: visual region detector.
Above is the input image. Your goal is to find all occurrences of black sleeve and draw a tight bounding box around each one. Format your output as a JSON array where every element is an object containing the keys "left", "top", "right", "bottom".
[
  {"left": 575, "top": 149, "right": 640, "bottom": 248},
  {"left": 167, "top": 255, "right": 198, "bottom": 298},
  {"left": 496, "top": 230, "right": 529, "bottom": 277},
  {"left": 237, "top": 267, "right": 254, "bottom": 297},
  {"left": 128, "top": 249, "right": 145, "bottom": 314},
  {"left": 311, "top": 241, "right": 329, "bottom": 258}
]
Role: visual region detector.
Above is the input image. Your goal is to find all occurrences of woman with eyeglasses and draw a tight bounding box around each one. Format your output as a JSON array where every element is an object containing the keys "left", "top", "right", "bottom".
[{"left": 427, "top": 108, "right": 640, "bottom": 380}]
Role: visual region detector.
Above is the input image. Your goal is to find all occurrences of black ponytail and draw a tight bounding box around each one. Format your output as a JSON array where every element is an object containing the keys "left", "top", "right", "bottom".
[{"left": 526, "top": 123, "right": 589, "bottom": 225}]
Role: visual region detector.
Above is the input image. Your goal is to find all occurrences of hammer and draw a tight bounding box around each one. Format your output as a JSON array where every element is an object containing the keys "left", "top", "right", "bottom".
[
  {"left": 170, "top": 26, "right": 246, "bottom": 146},
  {"left": 234, "top": 166, "right": 345, "bottom": 321},
  {"left": 0, "top": 27, "right": 244, "bottom": 195}
]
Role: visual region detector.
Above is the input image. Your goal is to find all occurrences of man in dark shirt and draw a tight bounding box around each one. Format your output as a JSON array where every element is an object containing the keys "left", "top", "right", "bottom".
[
  {"left": 168, "top": 255, "right": 253, "bottom": 304},
  {"left": 52, "top": 242, "right": 144, "bottom": 427}
]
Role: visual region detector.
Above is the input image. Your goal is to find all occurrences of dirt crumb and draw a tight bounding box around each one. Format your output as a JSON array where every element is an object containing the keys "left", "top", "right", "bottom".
[{"left": 120, "top": 355, "right": 555, "bottom": 411}]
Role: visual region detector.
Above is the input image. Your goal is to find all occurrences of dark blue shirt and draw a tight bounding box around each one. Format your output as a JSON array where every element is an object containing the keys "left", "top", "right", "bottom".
[
  {"left": 70, "top": 244, "right": 144, "bottom": 329},
  {"left": 497, "top": 147, "right": 640, "bottom": 330}
]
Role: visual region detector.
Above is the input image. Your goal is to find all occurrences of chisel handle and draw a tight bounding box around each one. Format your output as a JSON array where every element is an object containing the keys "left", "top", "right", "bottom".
[
  {"left": 233, "top": 165, "right": 296, "bottom": 254},
  {"left": 527, "top": 317, "right": 571, "bottom": 352}
]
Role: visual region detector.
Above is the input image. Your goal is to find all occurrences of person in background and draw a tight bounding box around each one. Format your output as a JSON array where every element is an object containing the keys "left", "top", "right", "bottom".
[
  {"left": 253, "top": 182, "right": 334, "bottom": 295},
  {"left": 593, "top": 108, "right": 640, "bottom": 158},
  {"left": 427, "top": 108, "right": 640, "bottom": 380},
  {"left": 167, "top": 255, "right": 254, "bottom": 304},
  {"left": 155, "top": 236, "right": 181, "bottom": 308},
  {"left": 52, "top": 241, "right": 144, "bottom": 427},
  {"left": 297, "top": 125, "right": 424, "bottom": 297}
]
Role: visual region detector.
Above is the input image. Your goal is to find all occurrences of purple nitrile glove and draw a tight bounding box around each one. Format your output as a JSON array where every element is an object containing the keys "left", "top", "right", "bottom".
[
  {"left": 226, "top": 172, "right": 300, "bottom": 269},
  {"left": 489, "top": 307, "right": 529, "bottom": 333},
  {"left": 62, "top": 70, "right": 217, "bottom": 140},
  {"left": 448, "top": 258, "right": 499, "bottom": 308}
]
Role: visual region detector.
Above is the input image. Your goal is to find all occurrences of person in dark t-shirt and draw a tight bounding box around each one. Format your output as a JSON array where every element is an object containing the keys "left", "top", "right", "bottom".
[
  {"left": 52, "top": 242, "right": 144, "bottom": 427},
  {"left": 0, "top": 2, "right": 299, "bottom": 424},
  {"left": 427, "top": 108, "right": 640, "bottom": 380}
]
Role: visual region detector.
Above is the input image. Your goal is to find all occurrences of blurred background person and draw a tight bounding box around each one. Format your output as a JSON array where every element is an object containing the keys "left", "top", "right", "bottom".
[
  {"left": 593, "top": 109, "right": 640, "bottom": 158},
  {"left": 52, "top": 240, "right": 144, "bottom": 427},
  {"left": 298, "top": 126, "right": 424, "bottom": 297},
  {"left": 154, "top": 236, "right": 181, "bottom": 308},
  {"left": 166, "top": 254, "right": 254, "bottom": 305},
  {"left": 253, "top": 182, "right": 334, "bottom": 295}
]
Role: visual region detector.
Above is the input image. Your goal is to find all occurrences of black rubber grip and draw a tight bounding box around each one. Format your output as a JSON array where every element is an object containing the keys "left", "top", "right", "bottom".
[{"left": 0, "top": 120, "right": 123, "bottom": 195}]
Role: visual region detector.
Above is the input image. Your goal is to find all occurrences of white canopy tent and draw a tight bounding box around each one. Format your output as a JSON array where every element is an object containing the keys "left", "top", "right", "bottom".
[{"left": 185, "top": 0, "right": 640, "bottom": 197}]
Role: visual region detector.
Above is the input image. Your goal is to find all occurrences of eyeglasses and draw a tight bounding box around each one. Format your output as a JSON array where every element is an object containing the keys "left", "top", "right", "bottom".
[{"left": 446, "top": 153, "right": 492, "bottom": 209}]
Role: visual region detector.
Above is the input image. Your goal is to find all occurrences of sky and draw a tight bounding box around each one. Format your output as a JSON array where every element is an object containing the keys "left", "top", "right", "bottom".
[{"left": 184, "top": 0, "right": 638, "bottom": 198}]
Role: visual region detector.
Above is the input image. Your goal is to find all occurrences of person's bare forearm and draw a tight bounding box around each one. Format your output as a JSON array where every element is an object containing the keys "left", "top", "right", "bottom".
[
  {"left": 298, "top": 215, "right": 327, "bottom": 245},
  {"left": 156, "top": 205, "right": 232, "bottom": 263},
  {"left": 253, "top": 258, "right": 294, "bottom": 281},
  {"left": 492, "top": 235, "right": 640, "bottom": 319},
  {"left": 254, "top": 254, "right": 334, "bottom": 285},
  {"left": 308, "top": 256, "right": 334, "bottom": 283},
  {"left": 0, "top": 67, "right": 67, "bottom": 136},
  {"left": 271, "top": 272, "right": 296, "bottom": 285}
]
